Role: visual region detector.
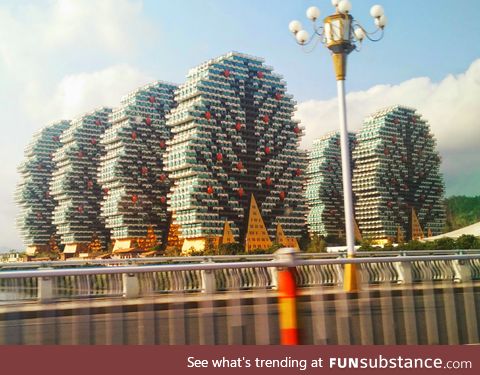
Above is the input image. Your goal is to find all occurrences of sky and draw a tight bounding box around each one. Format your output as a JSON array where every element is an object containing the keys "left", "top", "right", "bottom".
[{"left": 1, "top": 0, "right": 479, "bottom": 250}]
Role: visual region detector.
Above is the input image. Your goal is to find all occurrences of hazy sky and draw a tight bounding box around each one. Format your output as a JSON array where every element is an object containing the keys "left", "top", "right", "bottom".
[{"left": 1, "top": 0, "right": 479, "bottom": 250}]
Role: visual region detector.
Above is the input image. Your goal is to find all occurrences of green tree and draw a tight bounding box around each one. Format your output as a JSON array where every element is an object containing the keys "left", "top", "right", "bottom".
[
  {"left": 383, "top": 241, "right": 394, "bottom": 251},
  {"left": 445, "top": 195, "right": 480, "bottom": 232},
  {"left": 34, "top": 251, "right": 59, "bottom": 261},
  {"left": 398, "top": 240, "right": 428, "bottom": 251},
  {"left": 218, "top": 242, "right": 243, "bottom": 255},
  {"left": 325, "top": 234, "right": 344, "bottom": 246},
  {"left": 455, "top": 235, "right": 479, "bottom": 250},
  {"left": 248, "top": 243, "right": 282, "bottom": 255},
  {"left": 298, "top": 231, "right": 310, "bottom": 252},
  {"left": 306, "top": 234, "right": 327, "bottom": 253},
  {"left": 164, "top": 246, "right": 182, "bottom": 257},
  {"left": 203, "top": 236, "right": 217, "bottom": 255},
  {"left": 152, "top": 244, "right": 163, "bottom": 253},
  {"left": 433, "top": 237, "right": 456, "bottom": 250},
  {"left": 268, "top": 242, "right": 283, "bottom": 253},
  {"left": 358, "top": 240, "right": 375, "bottom": 251}
]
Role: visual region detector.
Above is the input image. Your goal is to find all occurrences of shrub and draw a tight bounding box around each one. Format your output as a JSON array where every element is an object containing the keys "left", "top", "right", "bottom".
[
  {"left": 163, "top": 246, "right": 182, "bottom": 257},
  {"left": 358, "top": 240, "right": 376, "bottom": 251},
  {"left": 306, "top": 234, "right": 327, "bottom": 253},
  {"left": 455, "top": 234, "right": 479, "bottom": 249},
  {"left": 433, "top": 237, "right": 457, "bottom": 250},
  {"left": 218, "top": 243, "right": 243, "bottom": 255}
]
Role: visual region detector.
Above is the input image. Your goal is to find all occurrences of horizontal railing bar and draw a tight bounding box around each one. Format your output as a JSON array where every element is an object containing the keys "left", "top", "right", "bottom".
[
  {"left": 295, "top": 254, "right": 480, "bottom": 266},
  {"left": 0, "top": 253, "right": 478, "bottom": 279},
  {"left": 0, "top": 261, "right": 285, "bottom": 279},
  {"left": 309, "top": 249, "right": 480, "bottom": 257},
  {"left": 0, "top": 254, "right": 279, "bottom": 268},
  {"left": 1, "top": 249, "right": 479, "bottom": 269}
]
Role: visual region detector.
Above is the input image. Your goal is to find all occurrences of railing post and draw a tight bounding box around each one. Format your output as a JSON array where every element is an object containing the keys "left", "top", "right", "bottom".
[
  {"left": 394, "top": 256, "right": 413, "bottom": 284},
  {"left": 275, "top": 248, "right": 299, "bottom": 345},
  {"left": 270, "top": 267, "right": 279, "bottom": 290},
  {"left": 453, "top": 259, "right": 471, "bottom": 283},
  {"left": 38, "top": 276, "right": 53, "bottom": 302},
  {"left": 335, "top": 256, "right": 345, "bottom": 286},
  {"left": 122, "top": 273, "right": 140, "bottom": 298},
  {"left": 201, "top": 258, "right": 216, "bottom": 293},
  {"left": 201, "top": 268, "right": 216, "bottom": 293}
]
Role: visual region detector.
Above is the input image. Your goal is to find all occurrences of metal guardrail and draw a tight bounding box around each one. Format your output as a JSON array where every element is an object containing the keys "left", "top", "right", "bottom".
[
  {"left": 0, "top": 251, "right": 479, "bottom": 302},
  {"left": 1, "top": 249, "right": 479, "bottom": 269}
]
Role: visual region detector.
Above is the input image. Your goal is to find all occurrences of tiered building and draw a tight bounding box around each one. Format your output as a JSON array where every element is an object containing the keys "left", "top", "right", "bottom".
[
  {"left": 17, "top": 52, "right": 449, "bottom": 256},
  {"left": 98, "top": 81, "right": 177, "bottom": 251},
  {"left": 165, "top": 52, "right": 307, "bottom": 251},
  {"left": 305, "top": 131, "right": 356, "bottom": 238},
  {"left": 15, "top": 121, "right": 70, "bottom": 256},
  {"left": 50, "top": 108, "right": 112, "bottom": 255},
  {"left": 352, "top": 105, "right": 445, "bottom": 241}
]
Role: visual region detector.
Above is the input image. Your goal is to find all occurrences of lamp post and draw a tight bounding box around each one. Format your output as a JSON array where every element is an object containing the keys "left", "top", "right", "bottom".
[{"left": 289, "top": 0, "right": 386, "bottom": 292}]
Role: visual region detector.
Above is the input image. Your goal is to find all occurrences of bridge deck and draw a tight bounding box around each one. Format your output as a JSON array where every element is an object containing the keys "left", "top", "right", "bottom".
[{"left": 1, "top": 283, "right": 479, "bottom": 345}]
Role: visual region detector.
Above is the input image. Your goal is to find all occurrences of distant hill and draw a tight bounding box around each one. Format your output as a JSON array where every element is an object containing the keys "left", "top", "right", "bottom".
[{"left": 445, "top": 195, "right": 480, "bottom": 232}]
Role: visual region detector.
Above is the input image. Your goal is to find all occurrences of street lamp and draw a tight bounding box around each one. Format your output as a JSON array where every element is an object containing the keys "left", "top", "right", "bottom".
[{"left": 289, "top": 0, "right": 386, "bottom": 292}]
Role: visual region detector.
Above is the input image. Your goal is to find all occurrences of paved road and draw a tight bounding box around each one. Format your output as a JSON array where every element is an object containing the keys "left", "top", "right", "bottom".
[{"left": 1, "top": 283, "right": 479, "bottom": 345}]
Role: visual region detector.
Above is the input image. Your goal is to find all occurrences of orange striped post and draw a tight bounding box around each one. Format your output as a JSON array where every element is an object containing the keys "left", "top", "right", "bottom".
[
  {"left": 275, "top": 248, "right": 299, "bottom": 345},
  {"left": 343, "top": 254, "right": 359, "bottom": 292}
]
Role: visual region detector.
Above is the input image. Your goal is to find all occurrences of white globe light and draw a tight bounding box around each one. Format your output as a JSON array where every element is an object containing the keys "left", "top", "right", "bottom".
[
  {"left": 370, "top": 5, "right": 384, "bottom": 18},
  {"left": 306, "top": 6, "right": 320, "bottom": 21},
  {"left": 375, "top": 14, "right": 388, "bottom": 28},
  {"left": 331, "top": 0, "right": 340, "bottom": 6},
  {"left": 296, "top": 29, "right": 310, "bottom": 45},
  {"left": 289, "top": 20, "right": 303, "bottom": 34},
  {"left": 354, "top": 27, "right": 366, "bottom": 41},
  {"left": 338, "top": 0, "right": 352, "bottom": 13}
]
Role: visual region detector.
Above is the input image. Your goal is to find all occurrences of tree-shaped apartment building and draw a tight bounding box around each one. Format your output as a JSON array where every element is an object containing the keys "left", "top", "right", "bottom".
[
  {"left": 305, "top": 131, "right": 356, "bottom": 239},
  {"left": 16, "top": 121, "right": 70, "bottom": 256},
  {"left": 50, "top": 108, "right": 112, "bottom": 255},
  {"left": 352, "top": 105, "right": 445, "bottom": 242},
  {"left": 98, "top": 81, "right": 177, "bottom": 251},
  {"left": 165, "top": 52, "right": 307, "bottom": 252}
]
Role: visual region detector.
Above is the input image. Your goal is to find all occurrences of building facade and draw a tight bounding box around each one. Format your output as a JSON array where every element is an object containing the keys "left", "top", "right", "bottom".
[
  {"left": 15, "top": 121, "right": 70, "bottom": 255},
  {"left": 165, "top": 52, "right": 307, "bottom": 251},
  {"left": 98, "top": 81, "right": 177, "bottom": 250},
  {"left": 352, "top": 105, "right": 445, "bottom": 241},
  {"left": 50, "top": 108, "right": 112, "bottom": 254},
  {"left": 305, "top": 131, "right": 356, "bottom": 238}
]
